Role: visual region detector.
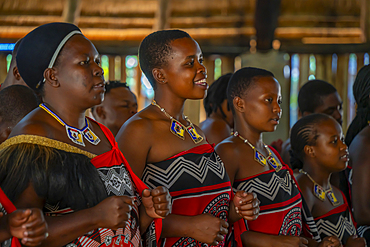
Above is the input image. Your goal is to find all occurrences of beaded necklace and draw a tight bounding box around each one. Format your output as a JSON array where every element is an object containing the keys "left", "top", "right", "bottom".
[
  {"left": 40, "top": 103, "right": 100, "bottom": 147},
  {"left": 299, "top": 169, "right": 340, "bottom": 206},
  {"left": 234, "top": 131, "right": 282, "bottom": 172},
  {"left": 151, "top": 100, "right": 203, "bottom": 144}
]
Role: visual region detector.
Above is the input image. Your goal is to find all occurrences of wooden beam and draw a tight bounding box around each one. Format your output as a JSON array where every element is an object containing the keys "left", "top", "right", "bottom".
[
  {"left": 360, "top": 0, "right": 370, "bottom": 42},
  {"left": 153, "top": 0, "right": 171, "bottom": 30},
  {"left": 62, "top": 0, "right": 81, "bottom": 24},
  {"left": 254, "top": 0, "right": 281, "bottom": 51}
]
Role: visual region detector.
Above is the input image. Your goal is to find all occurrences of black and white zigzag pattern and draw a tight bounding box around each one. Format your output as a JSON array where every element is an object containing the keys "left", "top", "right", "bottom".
[
  {"left": 142, "top": 155, "right": 225, "bottom": 189},
  {"left": 98, "top": 165, "right": 135, "bottom": 196},
  {"left": 235, "top": 172, "right": 293, "bottom": 202},
  {"left": 316, "top": 215, "right": 357, "bottom": 241}
]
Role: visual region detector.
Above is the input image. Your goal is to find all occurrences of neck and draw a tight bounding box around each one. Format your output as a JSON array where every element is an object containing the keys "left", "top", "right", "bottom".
[
  {"left": 42, "top": 101, "right": 87, "bottom": 128},
  {"left": 153, "top": 94, "right": 186, "bottom": 121},
  {"left": 234, "top": 117, "right": 264, "bottom": 149},
  {"left": 302, "top": 161, "right": 331, "bottom": 190},
  {"left": 209, "top": 111, "right": 233, "bottom": 128}
]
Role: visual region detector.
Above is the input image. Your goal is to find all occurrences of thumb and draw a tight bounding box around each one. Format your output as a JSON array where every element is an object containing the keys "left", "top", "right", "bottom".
[{"left": 142, "top": 189, "right": 151, "bottom": 198}]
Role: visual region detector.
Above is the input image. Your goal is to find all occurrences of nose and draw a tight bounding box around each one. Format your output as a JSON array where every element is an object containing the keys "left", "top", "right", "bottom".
[
  {"left": 273, "top": 102, "right": 282, "bottom": 115},
  {"left": 93, "top": 62, "right": 104, "bottom": 77},
  {"left": 131, "top": 106, "right": 138, "bottom": 115},
  {"left": 332, "top": 109, "right": 343, "bottom": 125},
  {"left": 198, "top": 62, "right": 207, "bottom": 76}
]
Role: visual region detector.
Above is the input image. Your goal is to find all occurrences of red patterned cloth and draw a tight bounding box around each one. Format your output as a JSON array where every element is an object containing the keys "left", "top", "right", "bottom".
[{"left": 142, "top": 144, "right": 232, "bottom": 247}]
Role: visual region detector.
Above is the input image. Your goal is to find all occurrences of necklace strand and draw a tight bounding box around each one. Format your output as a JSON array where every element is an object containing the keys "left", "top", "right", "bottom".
[
  {"left": 40, "top": 103, "right": 100, "bottom": 147},
  {"left": 151, "top": 100, "right": 203, "bottom": 144},
  {"left": 299, "top": 169, "right": 340, "bottom": 206},
  {"left": 234, "top": 131, "right": 282, "bottom": 172}
]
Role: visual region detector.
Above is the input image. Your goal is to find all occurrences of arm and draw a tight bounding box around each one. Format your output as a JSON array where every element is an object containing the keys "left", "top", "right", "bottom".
[
  {"left": 349, "top": 136, "right": 370, "bottom": 225},
  {"left": 15, "top": 184, "right": 134, "bottom": 247},
  {"left": 241, "top": 231, "right": 309, "bottom": 247}
]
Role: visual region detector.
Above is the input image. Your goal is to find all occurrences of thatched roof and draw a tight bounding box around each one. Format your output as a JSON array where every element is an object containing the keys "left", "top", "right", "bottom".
[{"left": 0, "top": 0, "right": 367, "bottom": 54}]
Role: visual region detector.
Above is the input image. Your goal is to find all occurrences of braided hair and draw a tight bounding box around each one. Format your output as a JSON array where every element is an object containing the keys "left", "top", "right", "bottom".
[
  {"left": 345, "top": 65, "right": 370, "bottom": 146},
  {"left": 203, "top": 73, "right": 232, "bottom": 118},
  {"left": 290, "top": 113, "right": 332, "bottom": 170}
]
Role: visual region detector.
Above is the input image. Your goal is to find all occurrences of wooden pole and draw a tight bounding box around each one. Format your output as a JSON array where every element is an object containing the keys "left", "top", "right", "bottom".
[
  {"left": 62, "top": 0, "right": 81, "bottom": 24},
  {"left": 153, "top": 0, "right": 171, "bottom": 30},
  {"left": 360, "top": 0, "right": 370, "bottom": 42}
]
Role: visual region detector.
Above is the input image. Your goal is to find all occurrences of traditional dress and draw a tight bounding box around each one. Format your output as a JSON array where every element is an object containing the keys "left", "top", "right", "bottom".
[
  {"left": 0, "top": 188, "right": 21, "bottom": 247},
  {"left": 142, "top": 144, "right": 232, "bottom": 247},
  {"left": 301, "top": 192, "right": 357, "bottom": 245},
  {"left": 0, "top": 121, "right": 161, "bottom": 247},
  {"left": 232, "top": 147, "right": 306, "bottom": 238}
]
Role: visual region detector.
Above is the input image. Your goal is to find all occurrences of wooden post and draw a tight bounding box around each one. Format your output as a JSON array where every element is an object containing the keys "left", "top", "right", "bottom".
[
  {"left": 360, "top": 0, "right": 370, "bottom": 42},
  {"left": 315, "top": 54, "right": 324, "bottom": 80},
  {"left": 324, "top": 55, "right": 333, "bottom": 85},
  {"left": 221, "top": 56, "right": 235, "bottom": 74},
  {"left": 108, "top": 56, "right": 115, "bottom": 81},
  {"left": 153, "top": 0, "right": 171, "bottom": 30},
  {"left": 357, "top": 53, "right": 365, "bottom": 72},
  {"left": 121, "top": 56, "right": 127, "bottom": 83},
  {"left": 336, "top": 54, "right": 349, "bottom": 130},
  {"left": 299, "top": 54, "right": 309, "bottom": 88},
  {"left": 0, "top": 54, "right": 7, "bottom": 87},
  {"left": 62, "top": 0, "right": 81, "bottom": 24}
]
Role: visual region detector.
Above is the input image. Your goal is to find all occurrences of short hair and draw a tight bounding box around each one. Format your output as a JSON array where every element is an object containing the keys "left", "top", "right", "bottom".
[
  {"left": 91, "top": 81, "right": 132, "bottom": 112},
  {"left": 0, "top": 85, "right": 39, "bottom": 126},
  {"left": 105, "top": 80, "right": 130, "bottom": 94},
  {"left": 298, "top": 80, "right": 338, "bottom": 115},
  {"left": 138, "top": 29, "right": 191, "bottom": 89},
  {"left": 227, "top": 67, "right": 274, "bottom": 114},
  {"left": 204, "top": 73, "right": 232, "bottom": 118},
  {"left": 289, "top": 113, "right": 333, "bottom": 170}
]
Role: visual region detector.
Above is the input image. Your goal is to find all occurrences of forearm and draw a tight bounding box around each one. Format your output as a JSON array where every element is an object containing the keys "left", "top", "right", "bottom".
[
  {"left": 161, "top": 214, "right": 194, "bottom": 238},
  {"left": 241, "top": 231, "right": 277, "bottom": 247},
  {"left": 139, "top": 204, "right": 154, "bottom": 234},
  {"left": 38, "top": 208, "right": 99, "bottom": 247}
]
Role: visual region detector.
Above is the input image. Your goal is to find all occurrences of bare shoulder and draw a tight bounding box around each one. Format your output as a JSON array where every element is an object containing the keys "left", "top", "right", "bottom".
[
  {"left": 295, "top": 173, "right": 315, "bottom": 211},
  {"left": 215, "top": 137, "right": 239, "bottom": 163},
  {"left": 116, "top": 108, "right": 155, "bottom": 143},
  {"left": 349, "top": 127, "right": 370, "bottom": 169},
  {"left": 9, "top": 108, "right": 55, "bottom": 138}
]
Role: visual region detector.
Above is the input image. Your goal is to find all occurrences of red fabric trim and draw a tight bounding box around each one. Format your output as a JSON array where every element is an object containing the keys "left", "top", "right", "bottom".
[
  {"left": 259, "top": 193, "right": 302, "bottom": 211},
  {"left": 91, "top": 121, "right": 163, "bottom": 245},
  {"left": 170, "top": 181, "right": 231, "bottom": 197},
  {"left": 165, "top": 144, "right": 214, "bottom": 160},
  {"left": 0, "top": 188, "right": 21, "bottom": 247},
  {"left": 313, "top": 203, "right": 347, "bottom": 221}
]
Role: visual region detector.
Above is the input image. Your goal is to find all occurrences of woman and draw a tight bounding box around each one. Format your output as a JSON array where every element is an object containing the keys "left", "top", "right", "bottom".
[
  {"left": 216, "top": 67, "right": 341, "bottom": 247},
  {"left": 291, "top": 113, "right": 364, "bottom": 246},
  {"left": 116, "top": 30, "right": 260, "bottom": 247},
  {"left": 344, "top": 65, "right": 370, "bottom": 245},
  {"left": 0, "top": 22, "right": 171, "bottom": 247}
]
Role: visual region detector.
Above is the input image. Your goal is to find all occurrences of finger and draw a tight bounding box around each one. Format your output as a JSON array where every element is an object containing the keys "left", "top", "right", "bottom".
[
  {"left": 300, "top": 237, "right": 309, "bottom": 245},
  {"left": 219, "top": 226, "right": 228, "bottom": 236},
  {"left": 154, "top": 202, "right": 171, "bottom": 211},
  {"left": 152, "top": 194, "right": 169, "bottom": 204},
  {"left": 221, "top": 220, "right": 229, "bottom": 229},
  {"left": 142, "top": 189, "right": 151, "bottom": 198},
  {"left": 153, "top": 210, "right": 170, "bottom": 218},
  {"left": 150, "top": 186, "right": 168, "bottom": 197},
  {"left": 119, "top": 196, "right": 135, "bottom": 206},
  {"left": 242, "top": 214, "right": 259, "bottom": 221},
  {"left": 23, "top": 223, "right": 48, "bottom": 238},
  {"left": 21, "top": 234, "right": 47, "bottom": 247},
  {"left": 237, "top": 207, "right": 260, "bottom": 217}
]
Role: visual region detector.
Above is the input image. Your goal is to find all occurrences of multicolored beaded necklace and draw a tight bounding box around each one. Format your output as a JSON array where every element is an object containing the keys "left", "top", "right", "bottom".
[
  {"left": 299, "top": 169, "right": 340, "bottom": 206},
  {"left": 234, "top": 131, "right": 282, "bottom": 172},
  {"left": 40, "top": 103, "right": 100, "bottom": 147},
  {"left": 151, "top": 100, "right": 203, "bottom": 144}
]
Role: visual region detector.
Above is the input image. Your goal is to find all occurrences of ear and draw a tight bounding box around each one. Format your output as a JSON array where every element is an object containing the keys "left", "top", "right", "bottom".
[
  {"left": 43, "top": 68, "right": 60, "bottom": 88},
  {"left": 233, "top": 96, "right": 245, "bottom": 113},
  {"left": 94, "top": 106, "right": 106, "bottom": 120},
  {"left": 303, "top": 145, "right": 315, "bottom": 158},
  {"left": 13, "top": 66, "right": 22, "bottom": 80},
  {"left": 152, "top": 68, "right": 166, "bottom": 85}
]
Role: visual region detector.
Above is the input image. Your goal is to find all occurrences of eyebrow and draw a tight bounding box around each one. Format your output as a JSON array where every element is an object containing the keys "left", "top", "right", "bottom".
[{"left": 185, "top": 54, "right": 203, "bottom": 60}]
